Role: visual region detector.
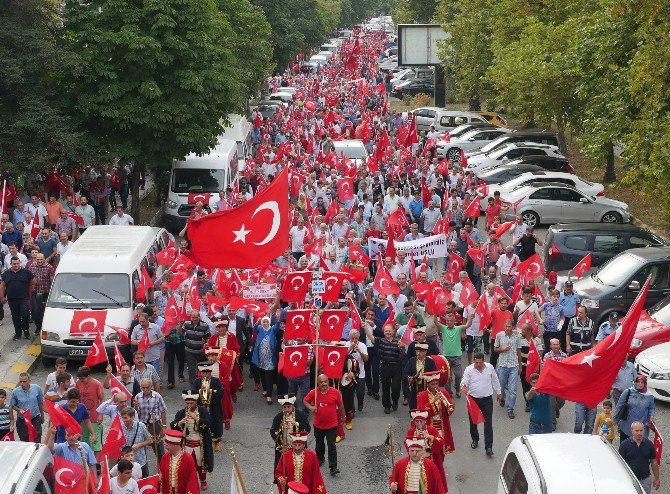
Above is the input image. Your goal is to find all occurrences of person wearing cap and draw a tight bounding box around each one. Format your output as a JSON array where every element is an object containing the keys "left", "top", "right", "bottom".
[
  {"left": 404, "top": 342, "right": 437, "bottom": 410},
  {"left": 270, "top": 394, "right": 311, "bottom": 470},
  {"left": 205, "top": 318, "right": 243, "bottom": 395},
  {"left": 275, "top": 432, "right": 327, "bottom": 494},
  {"left": 170, "top": 391, "right": 214, "bottom": 491},
  {"left": 417, "top": 371, "right": 456, "bottom": 456},
  {"left": 45, "top": 425, "right": 97, "bottom": 486},
  {"left": 193, "top": 361, "right": 224, "bottom": 452},
  {"left": 159, "top": 429, "right": 200, "bottom": 494},
  {"left": 558, "top": 280, "right": 581, "bottom": 351},
  {"left": 204, "top": 346, "right": 235, "bottom": 431},
  {"left": 596, "top": 312, "right": 622, "bottom": 342},
  {"left": 389, "top": 438, "right": 445, "bottom": 494},
  {"left": 287, "top": 481, "right": 309, "bottom": 494},
  {"left": 341, "top": 329, "right": 368, "bottom": 430},
  {"left": 405, "top": 409, "right": 448, "bottom": 490}
]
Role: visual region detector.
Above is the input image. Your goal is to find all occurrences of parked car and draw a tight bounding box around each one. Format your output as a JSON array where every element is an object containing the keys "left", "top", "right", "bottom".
[
  {"left": 437, "top": 127, "right": 513, "bottom": 161},
  {"left": 465, "top": 143, "right": 565, "bottom": 174},
  {"left": 390, "top": 67, "right": 433, "bottom": 87},
  {"left": 255, "top": 100, "right": 286, "bottom": 119},
  {"left": 480, "top": 171, "right": 604, "bottom": 209},
  {"left": 432, "top": 110, "right": 489, "bottom": 133},
  {"left": 474, "top": 111, "right": 508, "bottom": 127},
  {"left": 502, "top": 155, "right": 576, "bottom": 174},
  {"left": 332, "top": 139, "right": 368, "bottom": 165},
  {"left": 475, "top": 163, "right": 547, "bottom": 185},
  {"left": 411, "top": 106, "right": 442, "bottom": 131},
  {"left": 629, "top": 296, "right": 670, "bottom": 358},
  {"left": 269, "top": 91, "right": 294, "bottom": 102},
  {"left": 379, "top": 55, "right": 398, "bottom": 71},
  {"left": 466, "top": 131, "right": 560, "bottom": 158},
  {"left": 445, "top": 122, "right": 498, "bottom": 140},
  {"left": 391, "top": 79, "right": 435, "bottom": 99},
  {"left": 543, "top": 223, "right": 665, "bottom": 273},
  {"left": 498, "top": 434, "right": 643, "bottom": 494},
  {"left": 503, "top": 183, "right": 630, "bottom": 228},
  {"left": 574, "top": 247, "right": 670, "bottom": 326},
  {"left": 635, "top": 341, "right": 670, "bottom": 402}
]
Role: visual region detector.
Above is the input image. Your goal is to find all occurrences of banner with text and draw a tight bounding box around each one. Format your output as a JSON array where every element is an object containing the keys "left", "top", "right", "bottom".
[
  {"left": 367, "top": 233, "right": 447, "bottom": 260},
  {"left": 242, "top": 283, "right": 278, "bottom": 300}
]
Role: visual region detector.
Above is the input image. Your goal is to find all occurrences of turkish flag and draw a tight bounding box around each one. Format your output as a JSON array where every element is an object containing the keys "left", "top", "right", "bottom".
[
  {"left": 459, "top": 280, "right": 479, "bottom": 307},
  {"left": 373, "top": 266, "right": 400, "bottom": 296},
  {"left": 97, "top": 460, "right": 111, "bottom": 494},
  {"left": 1, "top": 431, "right": 13, "bottom": 441},
  {"left": 517, "top": 253, "right": 544, "bottom": 280},
  {"left": 281, "top": 271, "right": 311, "bottom": 303},
  {"left": 170, "top": 254, "right": 196, "bottom": 272},
  {"left": 44, "top": 400, "right": 82, "bottom": 435},
  {"left": 375, "top": 81, "right": 386, "bottom": 94},
  {"left": 386, "top": 208, "right": 409, "bottom": 238},
  {"left": 400, "top": 315, "right": 416, "bottom": 346},
  {"left": 67, "top": 212, "right": 85, "bottom": 227},
  {"left": 432, "top": 216, "right": 445, "bottom": 235},
  {"left": 652, "top": 421, "right": 664, "bottom": 465},
  {"left": 282, "top": 345, "right": 309, "bottom": 378},
  {"left": 30, "top": 210, "right": 41, "bottom": 239},
  {"left": 99, "top": 415, "right": 125, "bottom": 460},
  {"left": 109, "top": 373, "right": 132, "bottom": 401},
  {"left": 137, "top": 475, "right": 160, "bottom": 494},
  {"left": 427, "top": 284, "right": 451, "bottom": 315},
  {"left": 228, "top": 269, "right": 244, "bottom": 296},
  {"left": 319, "top": 310, "right": 347, "bottom": 341},
  {"left": 321, "top": 272, "right": 349, "bottom": 303},
  {"left": 84, "top": 332, "right": 107, "bottom": 367},
  {"left": 304, "top": 237, "right": 324, "bottom": 258},
  {"left": 493, "top": 221, "right": 515, "bottom": 239},
  {"left": 348, "top": 243, "right": 371, "bottom": 267},
  {"left": 525, "top": 338, "right": 541, "bottom": 380},
  {"left": 513, "top": 196, "right": 525, "bottom": 213},
  {"left": 165, "top": 271, "right": 187, "bottom": 291},
  {"left": 385, "top": 233, "right": 397, "bottom": 262},
  {"left": 467, "top": 248, "right": 484, "bottom": 268},
  {"left": 161, "top": 294, "right": 182, "bottom": 335},
  {"left": 460, "top": 148, "right": 468, "bottom": 167},
  {"left": 156, "top": 242, "right": 176, "bottom": 266},
  {"left": 573, "top": 253, "right": 592, "bottom": 279},
  {"left": 519, "top": 310, "right": 539, "bottom": 336},
  {"left": 289, "top": 172, "right": 305, "bottom": 197},
  {"left": 70, "top": 310, "right": 107, "bottom": 336},
  {"left": 475, "top": 295, "right": 492, "bottom": 329},
  {"left": 187, "top": 281, "right": 202, "bottom": 311},
  {"left": 187, "top": 168, "right": 289, "bottom": 268},
  {"left": 475, "top": 184, "right": 488, "bottom": 196},
  {"left": 448, "top": 253, "right": 465, "bottom": 283},
  {"left": 349, "top": 298, "right": 362, "bottom": 330},
  {"left": 137, "top": 330, "right": 150, "bottom": 354},
  {"left": 464, "top": 198, "right": 481, "bottom": 218},
  {"left": 107, "top": 325, "right": 130, "bottom": 345},
  {"left": 205, "top": 293, "right": 227, "bottom": 315},
  {"left": 113, "top": 344, "right": 126, "bottom": 374},
  {"left": 23, "top": 410, "right": 38, "bottom": 442},
  {"left": 421, "top": 178, "right": 432, "bottom": 207},
  {"left": 227, "top": 296, "right": 268, "bottom": 318},
  {"left": 337, "top": 177, "right": 355, "bottom": 202},
  {"left": 320, "top": 344, "right": 348, "bottom": 379},
  {"left": 466, "top": 394, "right": 485, "bottom": 424},
  {"left": 404, "top": 114, "right": 418, "bottom": 146},
  {"left": 135, "top": 265, "right": 152, "bottom": 303},
  {"left": 187, "top": 192, "right": 211, "bottom": 205},
  {"left": 536, "top": 278, "right": 650, "bottom": 408},
  {"left": 285, "top": 309, "right": 313, "bottom": 340},
  {"left": 54, "top": 456, "right": 86, "bottom": 494}
]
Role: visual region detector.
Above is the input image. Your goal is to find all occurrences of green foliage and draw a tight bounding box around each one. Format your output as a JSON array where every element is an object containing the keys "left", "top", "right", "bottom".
[
  {"left": 0, "top": 0, "right": 104, "bottom": 174},
  {"left": 395, "top": 0, "right": 436, "bottom": 24}
]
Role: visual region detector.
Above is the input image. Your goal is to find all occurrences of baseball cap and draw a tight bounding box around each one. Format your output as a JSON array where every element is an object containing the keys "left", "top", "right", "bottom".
[
  {"left": 609, "top": 312, "right": 619, "bottom": 321},
  {"left": 564, "top": 280, "right": 573, "bottom": 287}
]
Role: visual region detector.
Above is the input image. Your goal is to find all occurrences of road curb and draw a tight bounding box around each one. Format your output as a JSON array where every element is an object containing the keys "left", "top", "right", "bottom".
[{"left": 0, "top": 342, "right": 42, "bottom": 390}]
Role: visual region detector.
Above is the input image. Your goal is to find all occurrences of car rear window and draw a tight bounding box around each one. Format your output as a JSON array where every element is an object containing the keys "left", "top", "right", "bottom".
[
  {"left": 501, "top": 452, "right": 529, "bottom": 494},
  {"left": 593, "top": 235, "right": 624, "bottom": 253},
  {"left": 564, "top": 235, "right": 589, "bottom": 251}
]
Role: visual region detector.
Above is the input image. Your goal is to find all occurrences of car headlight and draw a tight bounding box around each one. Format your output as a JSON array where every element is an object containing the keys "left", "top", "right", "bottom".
[
  {"left": 651, "top": 371, "right": 670, "bottom": 380},
  {"left": 581, "top": 299, "right": 599, "bottom": 309},
  {"left": 166, "top": 200, "right": 178, "bottom": 209},
  {"left": 630, "top": 338, "right": 643, "bottom": 348},
  {"left": 105, "top": 333, "right": 120, "bottom": 342},
  {"left": 42, "top": 331, "right": 60, "bottom": 342}
]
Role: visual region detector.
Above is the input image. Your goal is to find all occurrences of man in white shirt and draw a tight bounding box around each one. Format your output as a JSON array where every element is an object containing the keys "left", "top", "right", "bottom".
[
  {"left": 331, "top": 214, "right": 349, "bottom": 240},
  {"left": 495, "top": 246, "right": 520, "bottom": 289},
  {"left": 4, "top": 243, "right": 28, "bottom": 269},
  {"left": 74, "top": 196, "right": 96, "bottom": 232},
  {"left": 109, "top": 206, "right": 134, "bottom": 226},
  {"left": 390, "top": 250, "right": 412, "bottom": 282},
  {"left": 383, "top": 187, "right": 401, "bottom": 214},
  {"left": 25, "top": 195, "right": 47, "bottom": 228},
  {"left": 461, "top": 353, "right": 502, "bottom": 456},
  {"left": 288, "top": 217, "right": 309, "bottom": 261},
  {"left": 509, "top": 215, "right": 527, "bottom": 255}
]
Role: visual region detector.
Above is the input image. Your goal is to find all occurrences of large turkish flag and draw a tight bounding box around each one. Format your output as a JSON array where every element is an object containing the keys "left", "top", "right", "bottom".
[
  {"left": 187, "top": 168, "right": 289, "bottom": 268},
  {"left": 536, "top": 278, "right": 650, "bottom": 408},
  {"left": 281, "top": 271, "right": 312, "bottom": 303},
  {"left": 70, "top": 310, "right": 107, "bottom": 336}
]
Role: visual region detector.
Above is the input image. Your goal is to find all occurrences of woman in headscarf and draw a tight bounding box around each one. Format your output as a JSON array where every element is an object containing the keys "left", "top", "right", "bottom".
[
  {"left": 251, "top": 316, "right": 280, "bottom": 405},
  {"left": 613, "top": 374, "right": 655, "bottom": 442}
]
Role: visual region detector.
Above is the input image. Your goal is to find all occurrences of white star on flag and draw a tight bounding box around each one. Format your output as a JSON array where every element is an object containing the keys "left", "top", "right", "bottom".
[
  {"left": 580, "top": 351, "right": 600, "bottom": 367},
  {"left": 232, "top": 224, "right": 251, "bottom": 243}
]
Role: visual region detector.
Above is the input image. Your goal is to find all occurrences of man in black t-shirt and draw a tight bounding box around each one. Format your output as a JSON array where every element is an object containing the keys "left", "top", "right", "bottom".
[
  {"left": 0, "top": 256, "right": 35, "bottom": 340},
  {"left": 514, "top": 227, "right": 543, "bottom": 262},
  {"left": 618, "top": 421, "right": 660, "bottom": 492}
]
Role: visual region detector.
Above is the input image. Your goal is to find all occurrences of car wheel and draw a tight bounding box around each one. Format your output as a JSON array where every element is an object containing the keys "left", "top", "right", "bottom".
[
  {"left": 601, "top": 211, "right": 622, "bottom": 223},
  {"left": 447, "top": 147, "right": 461, "bottom": 162},
  {"left": 522, "top": 210, "right": 540, "bottom": 228}
]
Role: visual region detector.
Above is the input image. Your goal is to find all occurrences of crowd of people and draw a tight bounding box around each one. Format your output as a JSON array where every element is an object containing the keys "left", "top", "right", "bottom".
[{"left": 0, "top": 23, "right": 661, "bottom": 494}]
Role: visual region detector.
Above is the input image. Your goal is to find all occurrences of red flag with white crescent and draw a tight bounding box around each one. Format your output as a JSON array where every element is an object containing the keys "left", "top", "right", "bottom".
[
  {"left": 373, "top": 266, "right": 400, "bottom": 296},
  {"left": 137, "top": 330, "right": 150, "bottom": 354},
  {"left": 284, "top": 309, "right": 313, "bottom": 340},
  {"left": 109, "top": 373, "right": 132, "bottom": 401},
  {"left": 525, "top": 338, "right": 541, "bottom": 380},
  {"left": 99, "top": 414, "right": 125, "bottom": 460},
  {"left": 113, "top": 344, "right": 126, "bottom": 374},
  {"left": 84, "top": 331, "right": 107, "bottom": 367},
  {"left": 70, "top": 310, "right": 107, "bottom": 336},
  {"left": 465, "top": 394, "right": 485, "bottom": 424},
  {"left": 187, "top": 192, "right": 211, "bottom": 205},
  {"left": 137, "top": 475, "right": 160, "bottom": 494},
  {"left": 573, "top": 253, "right": 592, "bottom": 279},
  {"left": 319, "top": 310, "right": 347, "bottom": 341},
  {"left": 53, "top": 455, "right": 86, "bottom": 494},
  {"left": 321, "top": 272, "right": 349, "bottom": 303},
  {"left": 320, "top": 344, "right": 348, "bottom": 379},
  {"left": 281, "top": 271, "right": 312, "bottom": 303},
  {"left": 337, "top": 177, "right": 355, "bottom": 202},
  {"left": 282, "top": 345, "right": 309, "bottom": 378},
  {"left": 23, "top": 410, "right": 38, "bottom": 442}
]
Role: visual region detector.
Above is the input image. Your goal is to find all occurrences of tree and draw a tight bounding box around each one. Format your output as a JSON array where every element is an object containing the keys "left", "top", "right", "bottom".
[
  {"left": 63, "top": 0, "right": 245, "bottom": 222},
  {"left": 0, "top": 0, "right": 103, "bottom": 175},
  {"left": 395, "top": 0, "right": 436, "bottom": 23}
]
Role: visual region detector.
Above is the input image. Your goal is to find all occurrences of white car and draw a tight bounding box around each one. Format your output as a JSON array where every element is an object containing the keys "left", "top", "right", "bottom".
[
  {"left": 636, "top": 341, "right": 670, "bottom": 402},
  {"left": 479, "top": 171, "right": 604, "bottom": 209},
  {"left": 437, "top": 127, "right": 512, "bottom": 160},
  {"left": 465, "top": 142, "right": 565, "bottom": 174},
  {"left": 332, "top": 139, "right": 368, "bottom": 165}
]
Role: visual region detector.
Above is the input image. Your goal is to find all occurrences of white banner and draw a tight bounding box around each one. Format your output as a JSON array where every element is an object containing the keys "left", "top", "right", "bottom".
[
  {"left": 367, "top": 233, "right": 447, "bottom": 260},
  {"left": 242, "top": 283, "right": 277, "bottom": 300}
]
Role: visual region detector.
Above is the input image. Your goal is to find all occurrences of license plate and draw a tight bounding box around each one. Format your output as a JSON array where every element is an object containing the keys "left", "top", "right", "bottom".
[{"left": 68, "top": 349, "right": 87, "bottom": 356}]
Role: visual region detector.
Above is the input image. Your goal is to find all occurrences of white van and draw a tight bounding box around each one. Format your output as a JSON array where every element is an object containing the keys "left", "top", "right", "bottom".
[
  {"left": 40, "top": 225, "right": 173, "bottom": 365},
  {"left": 219, "top": 114, "right": 252, "bottom": 174},
  {"left": 0, "top": 443, "right": 54, "bottom": 494},
  {"left": 432, "top": 110, "right": 489, "bottom": 133},
  {"left": 498, "top": 434, "right": 644, "bottom": 494},
  {"left": 309, "top": 54, "right": 329, "bottom": 67},
  {"left": 164, "top": 138, "right": 238, "bottom": 231},
  {"left": 332, "top": 139, "right": 368, "bottom": 166}
]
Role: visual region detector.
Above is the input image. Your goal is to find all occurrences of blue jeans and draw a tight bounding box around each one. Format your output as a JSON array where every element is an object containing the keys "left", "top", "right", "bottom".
[
  {"left": 574, "top": 402, "right": 597, "bottom": 434},
  {"left": 497, "top": 366, "right": 518, "bottom": 411},
  {"left": 287, "top": 375, "right": 311, "bottom": 411},
  {"left": 529, "top": 421, "right": 552, "bottom": 434}
]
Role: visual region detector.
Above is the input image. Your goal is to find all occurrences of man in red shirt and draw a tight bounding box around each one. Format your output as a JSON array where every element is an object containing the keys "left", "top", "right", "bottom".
[
  {"left": 303, "top": 374, "right": 345, "bottom": 477},
  {"left": 75, "top": 365, "right": 104, "bottom": 459},
  {"left": 489, "top": 296, "right": 513, "bottom": 369}
]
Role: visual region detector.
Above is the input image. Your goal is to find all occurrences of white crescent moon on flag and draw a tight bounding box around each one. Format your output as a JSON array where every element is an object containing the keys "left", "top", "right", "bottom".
[
  {"left": 292, "top": 277, "right": 305, "bottom": 289},
  {"left": 606, "top": 326, "right": 623, "bottom": 350},
  {"left": 327, "top": 350, "right": 341, "bottom": 364},
  {"left": 325, "top": 276, "right": 339, "bottom": 287},
  {"left": 55, "top": 468, "right": 74, "bottom": 487},
  {"left": 327, "top": 314, "right": 340, "bottom": 326},
  {"left": 530, "top": 262, "right": 540, "bottom": 274},
  {"left": 292, "top": 314, "right": 305, "bottom": 326},
  {"left": 79, "top": 317, "right": 99, "bottom": 333},
  {"left": 380, "top": 278, "right": 391, "bottom": 289},
  {"left": 90, "top": 342, "right": 99, "bottom": 357},
  {"left": 289, "top": 351, "right": 303, "bottom": 365},
  {"left": 251, "top": 201, "right": 281, "bottom": 246},
  {"left": 139, "top": 485, "right": 156, "bottom": 494}
]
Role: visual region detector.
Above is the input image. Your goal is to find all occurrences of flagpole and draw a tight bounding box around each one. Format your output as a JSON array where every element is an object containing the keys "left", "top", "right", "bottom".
[
  {"left": 225, "top": 444, "right": 248, "bottom": 494},
  {"left": 0, "top": 179, "right": 6, "bottom": 215},
  {"left": 314, "top": 308, "right": 320, "bottom": 414}
]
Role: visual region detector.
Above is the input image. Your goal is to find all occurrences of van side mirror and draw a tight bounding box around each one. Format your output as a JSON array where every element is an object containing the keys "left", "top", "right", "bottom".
[
  {"left": 579, "top": 197, "right": 589, "bottom": 204},
  {"left": 628, "top": 280, "right": 641, "bottom": 290}
]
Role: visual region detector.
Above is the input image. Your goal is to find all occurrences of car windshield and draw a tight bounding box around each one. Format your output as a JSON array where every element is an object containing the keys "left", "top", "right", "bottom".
[
  {"left": 333, "top": 145, "right": 366, "bottom": 159},
  {"left": 648, "top": 296, "right": 670, "bottom": 325},
  {"left": 479, "top": 136, "right": 510, "bottom": 153},
  {"left": 592, "top": 253, "right": 644, "bottom": 287},
  {"left": 48, "top": 273, "right": 131, "bottom": 308},
  {"left": 171, "top": 168, "right": 224, "bottom": 193}
]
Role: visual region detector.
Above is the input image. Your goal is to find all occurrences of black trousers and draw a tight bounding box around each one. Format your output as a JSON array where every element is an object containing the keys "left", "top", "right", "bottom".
[
  {"left": 8, "top": 297, "right": 30, "bottom": 337},
  {"left": 165, "top": 341, "right": 185, "bottom": 385},
  {"left": 380, "top": 363, "right": 401, "bottom": 409},
  {"left": 469, "top": 395, "right": 494, "bottom": 449},
  {"left": 314, "top": 426, "right": 338, "bottom": 469},
  {"left": 31, "top": 292, "right": 47, "bottom": 333},
  {"left": 341, "top": 379, "right": 365, "bottom": 413},
  {"left": 489, "top": 348, "right": 499, "bottom": 369},
  {"left": 365, "top": 346, "right": 380, "bottom": 394},
  {"left": 16, "top": 415, "right": 42, "bottom": 443},
  {"left": 520, "top": 366, "right": 531, "bottom": 403}
]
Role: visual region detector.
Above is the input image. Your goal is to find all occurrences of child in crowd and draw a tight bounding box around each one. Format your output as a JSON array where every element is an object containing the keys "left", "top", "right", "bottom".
[
  {"left": 0, "top": 389, "right": 15, "bottom": 440},
  {"left": 593, "top": 399, "right": 616, "bottom": 443},
  {"left": 44, "top": 357, "right": 68, "bottom": 394},
  {"left": 110, "top": 447, "right": 143, "bottom": 479}
]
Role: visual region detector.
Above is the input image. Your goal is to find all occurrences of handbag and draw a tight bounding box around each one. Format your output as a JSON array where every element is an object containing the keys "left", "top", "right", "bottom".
[{"left": 616, "top": 389, "right": 630, "bottom": 421}]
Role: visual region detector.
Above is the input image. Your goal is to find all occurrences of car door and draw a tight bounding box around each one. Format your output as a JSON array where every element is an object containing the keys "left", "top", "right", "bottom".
[
  {"left": 414, "top": 109, "right": 433, "bottom": 130},
  {"left": 628, "top": 234, "right": 663, "bottom": 249},
  {"left": 625, "top": 262, "right": 670, "bottom": 308},
  {"left": 592, "top": 234, "right": 625, "bottom": 266},
  {"left": 556, "top": 188, "right": 595, "bottom": 222},
  {"left": 527, "top": 188, "right": 562, "bottom": 222}
]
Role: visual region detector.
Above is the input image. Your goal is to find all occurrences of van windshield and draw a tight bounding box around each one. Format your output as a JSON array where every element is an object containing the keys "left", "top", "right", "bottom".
[
  {"left": 171, "top": 168, "right": 224, "bottom": 193},
  {"left": 47, "top": 273, "right": 131, "bottom": 308},
  {"left": 593, "top": 253, "right": 644, "bottom": 287}
]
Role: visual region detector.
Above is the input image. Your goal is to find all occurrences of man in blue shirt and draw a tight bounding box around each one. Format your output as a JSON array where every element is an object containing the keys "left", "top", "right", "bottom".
[
  {"left": 558, "top": 281, "right": 581, "bottom": 351},
  {"left": 1, "top": 222, "right": 22, "bottom": 250},
  {"left": 596, "top": 312, "right": 622, "bottom": 341},
  {"left": 45, "top": 425, "right": 97, "bottom": 484},
  {"left": 10, "top": 372, "right": 44, "bottom": 442},
  {"left": 525, "top": 373, "right": 552, "bottom": 434},
  {"left": 408, "top": 191, "right": 424, "bottom": 230}
]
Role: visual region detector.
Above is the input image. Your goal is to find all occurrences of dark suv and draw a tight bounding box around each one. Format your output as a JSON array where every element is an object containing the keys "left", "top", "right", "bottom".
[
  {"left": 543, "top": 223, "right": 665, "bottom": 272},
  {"left": 573, "top": 247, "right": 670, "bottom": 326}
]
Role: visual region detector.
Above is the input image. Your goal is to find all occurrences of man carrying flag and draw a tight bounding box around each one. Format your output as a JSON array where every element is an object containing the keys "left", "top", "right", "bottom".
[{"left": 46, "top": 424, "right": 97, "bottom": 487}]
